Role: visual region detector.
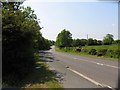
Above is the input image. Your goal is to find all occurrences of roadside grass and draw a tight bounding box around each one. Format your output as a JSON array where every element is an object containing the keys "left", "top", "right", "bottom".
[
  {"left": 3, "top": 53, "right": 63, "bottom": 89},
  {"left": 55, "top": 46, "right": 119, "bottom": 61},
  {"left": 21, "top": 54, "right": 63, "bottom": 89}
]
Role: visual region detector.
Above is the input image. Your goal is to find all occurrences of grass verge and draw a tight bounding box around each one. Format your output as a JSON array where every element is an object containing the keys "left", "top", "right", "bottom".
[
  {"left": 55, "top": 47, "right": 119, "bottom": 61},
  {"left": 22, "top": 53, "right": 63, "bottom": 89}
]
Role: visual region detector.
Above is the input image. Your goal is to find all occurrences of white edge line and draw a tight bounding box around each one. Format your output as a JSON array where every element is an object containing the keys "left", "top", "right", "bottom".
[{"left": 68, "top": 68, "right": 115, "bottom": 90}]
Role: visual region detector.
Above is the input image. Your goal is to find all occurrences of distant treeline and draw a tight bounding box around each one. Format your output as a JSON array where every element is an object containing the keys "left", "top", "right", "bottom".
[
  {"left": 2, "top": 1, "right": 53, "bottom": 86},
  {"left": 55, "top": 29, "right": 119, "bottom": 48}
]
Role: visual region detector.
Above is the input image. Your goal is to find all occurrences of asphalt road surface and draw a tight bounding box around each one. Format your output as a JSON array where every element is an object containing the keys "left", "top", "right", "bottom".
[{"left": 39, "top": 46, "right": 119, "bottom": 89}]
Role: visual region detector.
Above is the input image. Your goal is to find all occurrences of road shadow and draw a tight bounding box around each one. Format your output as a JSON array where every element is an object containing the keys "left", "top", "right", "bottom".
[
  {"left": 2, "top": 50, "right": 63, "bottom": 89},
  {"left": 39, "top": 51, "right": 55, "bottom": 62},
  {"left": 37, "top": 51, "right": 65, "bottom": 83}
]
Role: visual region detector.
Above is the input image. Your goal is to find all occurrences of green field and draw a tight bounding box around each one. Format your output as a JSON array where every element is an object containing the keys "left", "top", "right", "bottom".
[
  {"left": 82, "top": 44, "right": 118, "bottom": 51},
  {"left": 55, "top": 44, "right": 119, "bottom": 61}
]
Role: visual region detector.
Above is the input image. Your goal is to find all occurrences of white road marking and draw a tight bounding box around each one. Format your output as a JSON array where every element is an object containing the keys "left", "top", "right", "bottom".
[
  {"left": 107, "top": 85, "right": 113, "bottom": 89},
  {"left": 74, "top": 58, "right": 119, "bottom": 69},
  {"left": 68, "top": 68, "right": 115, "bottom": 90},
  {"left": 97, "top": 63, "right": 104, "bottom": 66},
  {"left": 105, "top": 64, "right": 119, "bottom": 69},
  {"left": 74, "top": 58, "right": 77, "bottom": 59}
]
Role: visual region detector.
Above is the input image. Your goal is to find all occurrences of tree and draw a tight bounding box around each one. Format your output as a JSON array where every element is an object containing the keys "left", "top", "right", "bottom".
[
  {"left": 76, "top": 39, "right": 81, "bottom": 46},
  {"left": 93, "top": 39, "right": 97, "bottom": 45},
  {"left": 112, "top": 40, "right": 120, "bottom": 44},
  {"left": 72, "top": 39, "right": 81, "bottom": 47},
  {"left": 97, "top": 40, "right": 102, "bottom": 45},
  {"left": 80, "top": 39, "right": 87, "bottom": 46},
  {"left": 103, "top": 34, "right": 114, "bottom": 45},
  {"left": 2, "top": 1, "right": 51, "bottom": 84},
  {"left": 72, "top": 39, "right": 76, "bottom": 47},
  {"left": 55, "top": 29, "right": 72, "bottom": 47},
  {"left": 87, "top": 38, "right": 94, "bottom": 45},
  {"left": 37, "top": 36, "right": 51, "bottom": 50},
  {"left": 49, "top": 40, "right": 55, "bottom": 46}
]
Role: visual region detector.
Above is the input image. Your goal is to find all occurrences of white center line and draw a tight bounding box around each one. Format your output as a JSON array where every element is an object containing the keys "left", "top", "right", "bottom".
[
  {"left": 73, "top": 58, "right": 119, "bottom": 69},
  {"left": 73, "top": 58, "right": 77, "bottom": 59},
  {"left": 97, "top": 63, "right": 104, "bottom": 66}
]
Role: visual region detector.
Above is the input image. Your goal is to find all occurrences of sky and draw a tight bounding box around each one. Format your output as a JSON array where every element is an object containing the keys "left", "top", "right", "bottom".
[{"left": 23, "top": 0, "right": 118, "bottom": 41}]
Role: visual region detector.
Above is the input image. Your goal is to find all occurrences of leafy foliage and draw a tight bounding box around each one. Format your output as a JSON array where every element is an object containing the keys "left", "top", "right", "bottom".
[
  {"left": 97, "top": 40, "right": 102, "bottom": 45},
  {"left": 80, "top": 39, "right": 87, "bottom": 46},
  {"left": 72, "top": 39, "right": 81, "bottom": 47},
  {"left": 2, "top": 1, "right": 51, "bottom": 85},
  {"left": 87, "top": 38, "right": 98, "bottom": 45},
  {"left": 97, "top": 49, "right": 107, "bottom": 56},
  {"left": 55, "top": 29, "right": 73, "bottom": 48},
  {"left": 112, "top": 40, "right": 120, "bottom": 44},
  {"left": 87, "top": 38, "right": 94, "bottom": 45},
  {"left": 89, "top": 49, "right": 97, "bottom": 55},
  {"left": 103, "top": 34, "right": 114, "bottom": 45}
]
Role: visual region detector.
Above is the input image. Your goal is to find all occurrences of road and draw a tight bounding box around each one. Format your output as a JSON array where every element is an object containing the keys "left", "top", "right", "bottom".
[{"left": 40, "top": 46, "right": 119, "bottom": 89}]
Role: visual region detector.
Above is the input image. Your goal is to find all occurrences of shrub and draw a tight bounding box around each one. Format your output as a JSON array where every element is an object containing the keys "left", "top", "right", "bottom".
[
  {"left": 97, "top": 49, "right": 107, "bottom": 56},
  {"left": 114, "top": 50, "right": 120, "bottom": 58},
  {"left": 76, "top": 48, "right": 81, "bottom": 52},
  {"left": 106, "top": 50, "right": 114, "bottom": 58},
  {"left": 105, "top": 49, "right": 120, "bottom": 59},
  {"left": 81, "top": 48, "right": 88, "bottom": 53},
  {"left": 89, "top": 49, "right": 97, "bottom": 55}
]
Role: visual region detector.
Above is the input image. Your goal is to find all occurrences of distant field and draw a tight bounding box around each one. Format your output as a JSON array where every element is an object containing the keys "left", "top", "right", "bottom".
[
  {"left": 55, "top": 44, "right": 119, "bottom": 60},
  {"left": 82, "top": 44, "right": 118, "bottom": 51}
]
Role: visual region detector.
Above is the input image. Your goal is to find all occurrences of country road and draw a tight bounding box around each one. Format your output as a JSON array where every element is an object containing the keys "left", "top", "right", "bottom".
[{"left": 40, "top": 46, "right": 119, "bottom": 89}]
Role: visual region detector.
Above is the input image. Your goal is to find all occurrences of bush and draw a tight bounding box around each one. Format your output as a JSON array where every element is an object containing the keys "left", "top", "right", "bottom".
[
  {"left": 106, "top": 50, "right": 120, "bottom": 58},
  {"left": 105, "top": 50, "right": 113, "bottom": 58},
  {"left": 2, "top": 2, "right": 51, "bottom": 86},
  {"left": 89, "top": 49, "right": 97, "bottom": 55},
  {"left": 81, "top": 48, "right": 89, "bottom": 54},
  {"left": 114, "top": 50, "right": 120, "bottom": 58},
  {"left": 97, "top": 49, "right": 107, "bottom": 56},
  {"left": 76, "top": 48, "right": 81, "bottom": 52}
]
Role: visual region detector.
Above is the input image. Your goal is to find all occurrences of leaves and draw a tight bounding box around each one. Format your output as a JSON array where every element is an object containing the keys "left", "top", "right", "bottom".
[
  {"left": 103, "top": 34, "right": 114, "bottom": 45},
  {"left": 55, "top": 29, "right": 73, "bottom": 47},
  {"left": 2, "top": 1, "right": 51, "bottom": 85}
]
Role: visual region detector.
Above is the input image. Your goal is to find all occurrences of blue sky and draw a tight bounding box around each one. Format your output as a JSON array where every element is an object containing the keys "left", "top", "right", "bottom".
[{"left": 23, "top": 0, "right": 118, "bottom": 41}]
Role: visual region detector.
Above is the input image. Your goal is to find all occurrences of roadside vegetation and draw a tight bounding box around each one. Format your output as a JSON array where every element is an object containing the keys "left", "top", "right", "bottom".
[
  {"left": 3, "top": 53, "right": 63, "bottom": 88},
  {"left": 55, "top": 29, "right": 120, "bottom": 60},
  {"left": 2, "top": 1, "right": 60, "bottom": 88},
  {"left": 2, "top": 0, "right": 119, "bottom": 88}
]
